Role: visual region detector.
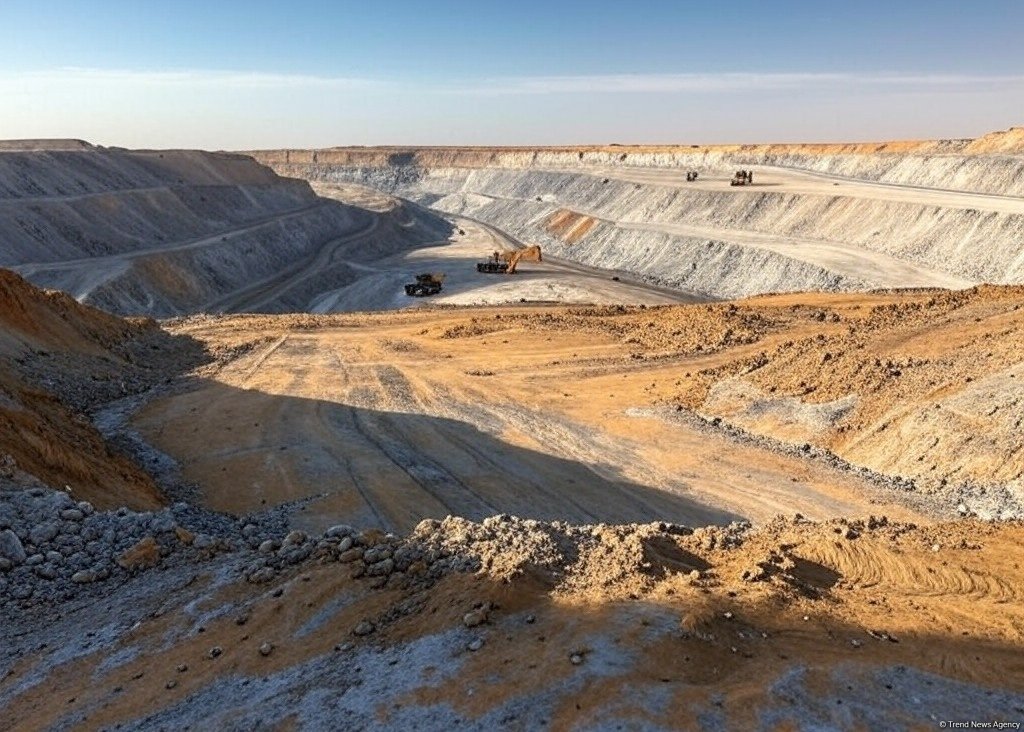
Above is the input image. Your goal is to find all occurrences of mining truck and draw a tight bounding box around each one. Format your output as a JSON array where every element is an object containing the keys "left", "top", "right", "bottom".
[
  {"left": 730, "top": 170, "right": 753, "bottom": 186},
  {"left": 404, "top": 273, "right": 444, "bottom": 297}
]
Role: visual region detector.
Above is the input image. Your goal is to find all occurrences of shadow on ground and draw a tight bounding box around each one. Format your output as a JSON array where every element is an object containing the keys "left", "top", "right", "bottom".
[{"left": 140, "top": 374, "right": 745, "bottom": 533}]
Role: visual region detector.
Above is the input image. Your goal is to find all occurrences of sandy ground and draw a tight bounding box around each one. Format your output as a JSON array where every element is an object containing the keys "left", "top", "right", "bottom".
[
  {"left": 134, "top": 300, "right": 978, "bottom": 538},
  {"left": 4, "top": 135, "right": 1024, "bottom": 729}
]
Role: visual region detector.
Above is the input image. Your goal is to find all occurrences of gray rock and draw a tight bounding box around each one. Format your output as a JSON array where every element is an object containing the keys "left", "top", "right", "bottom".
[
  {"left": 29, "top": 522, "right": 59, "bottom": 546},
  {"left": 193, "top": 534, "right": 215, "bottom": 550},
  {"left": 363, "top": 545, "right": 393, "bottom": 564},
  {"left": 467, "top": 638, "right": 484, "bottom": 652},
  {"left": 247, "top": 567, "right": 276, "bottom": 584},
  {"left": 282, "top": 546, "right": 312, "bottom": 565},
  {"left": 77, "top": 501, "right": 94, "bottom": 516},
  {"left": 336, "top": 536, "right": 354, "bottom": 553},
  {"left": 60, "top": 521, "right": 81, "bottom": 536},
  {"left": 338, "top": 547, "right": 364, "bottom": 563},
  {"left": 60, "top": 508, "right": 85, "bottom": 522},
  {"left": 55, "top": 535, "right": 85, "bottom": 556},
  {"left": 0, "top": 557, "right": 12, "bottom": 572},
  {"left": 353, "top": 620, "right": 375, "bottom": 636},
  {"left": 71, "top": 569, "right": 99, "bottom": 584},
  {"left": 366, "top": 558, "right": 394, "bottom": 577},
  {"left": 150, "top": 515, "right": 177, "bottom": 534},
  {"left": 282, "top": 530, "right": 307, "bottom": 547},
  {"left": 45, "top": 550, "right": 64, "bottom": 564},
  {"left": 258, "top": 539, "right": 279, "bottom": 554},
  {"left": 25, "top": 553, "right": 45, "bottom": 566},
  {"left": 241, "top": 524, "right": 259, "bottom": 539},
  {"left": 259, "top": 642, "right": 274, "bottom": 657},
  {"left": 35, "top": 564, "right": 58, "bottom": 580},
  {"left": 325, "top": 524, "right": 355, "bottom": 539},
  {"left": 0, "top": 529, "right": 26, "bottom": 565}
]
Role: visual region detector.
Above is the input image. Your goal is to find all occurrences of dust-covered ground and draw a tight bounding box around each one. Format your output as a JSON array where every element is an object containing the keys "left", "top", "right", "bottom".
[
  {"left": 4, "top": 130, "right": 1024, "bottom": 729},
  {"left": 136, "top": 286, "right": 1024, "bottom": 535},
  {"left": 3, "top": 506, "right": 1023, "bottom": 731},
  {"left": 3, "top": 278, "right": 1024, "bottom": 730}
]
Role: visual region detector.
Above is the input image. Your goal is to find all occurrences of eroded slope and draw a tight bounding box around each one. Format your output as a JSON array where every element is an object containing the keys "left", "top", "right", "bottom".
[
  {"left": 0, "top": 269, "right": 203, "bottom": 508},
  {"left": 253, "top": 129, "right": 1024, "bottom": 299},
  {"left": 0, "top": 144, "right": 451, "bottom": 316}
]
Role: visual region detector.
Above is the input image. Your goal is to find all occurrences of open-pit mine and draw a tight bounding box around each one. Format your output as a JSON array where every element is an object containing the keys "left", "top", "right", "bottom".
[{"left": 1, "top": 131, "right": 1023, "bottom": 730}]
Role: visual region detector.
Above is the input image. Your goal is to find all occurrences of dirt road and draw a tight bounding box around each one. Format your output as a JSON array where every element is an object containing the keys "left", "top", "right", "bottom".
[
  {"left": 11, "top": 201, "right": 335, "bottom": 301},
  {"left": 135, "top": 305, "right": 936, "bottom": 535},
  {"left": 304, "top": 185, "right": 703, "bottom": 313},
  {"left": 567, "top": 163, "right": 1024, "bottom": 215}
]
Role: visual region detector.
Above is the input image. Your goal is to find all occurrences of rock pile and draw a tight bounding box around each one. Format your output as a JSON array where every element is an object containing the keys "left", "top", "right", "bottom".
[
  {"left": 0, "top": 483, "right": 234, "bottom": 609},
  {"left": 0, "top": 480, "right": 756, "bottom": 615}
]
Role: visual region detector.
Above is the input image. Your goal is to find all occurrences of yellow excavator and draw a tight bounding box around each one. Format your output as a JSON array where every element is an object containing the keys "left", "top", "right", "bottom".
[{"left": 477, "top": 245, "right": 543, "bottom": 274}]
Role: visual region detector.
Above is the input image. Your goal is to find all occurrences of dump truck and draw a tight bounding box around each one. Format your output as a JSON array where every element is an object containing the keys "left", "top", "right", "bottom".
[
  {"left": 730, "top": 170, "right": 753, "bottom": 186},
  {"left": 404, "top": 273, "right": 444, "bottom": 297}
]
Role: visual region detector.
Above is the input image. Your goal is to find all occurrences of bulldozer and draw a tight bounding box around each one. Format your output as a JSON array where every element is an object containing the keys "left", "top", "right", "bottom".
[
  {"left": 404, "top": 272, "right": 445, "bottom": 297},
  {"left": 476, "top": 245, "right": 542, "bottom": 275},
  {"left": 730, "top": 170, "right": 753, "bottom": 186}
]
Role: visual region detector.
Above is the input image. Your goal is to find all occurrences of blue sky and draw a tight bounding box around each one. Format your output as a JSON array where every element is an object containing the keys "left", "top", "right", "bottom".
[{"left": 1, "top": 1, "right": 1022, "bottom": 147}]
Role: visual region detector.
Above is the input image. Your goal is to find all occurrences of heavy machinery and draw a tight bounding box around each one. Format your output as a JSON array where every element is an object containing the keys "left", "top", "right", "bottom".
[
  {"left": 476, "top": 254, "right": 508, "bottom": 274},
  {"left": 685, "top": 171, "right": 699, "bottom": 181},
  {"left": 476, "top": 245, "right": 543, "bottom": 275},
  {"left": 730, "top": 170, "right": 753, "bottom": 186},
  {"left": 404, "top": 273, "right": 444, "bottom": 297}
]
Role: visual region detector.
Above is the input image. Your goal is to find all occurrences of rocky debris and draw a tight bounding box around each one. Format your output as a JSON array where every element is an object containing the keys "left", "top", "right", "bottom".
[
  {"left": 353, "top": 620, "right": 375, "bottom": 637},
  {"left": 259, "top": 642, "right": 274, "bottom": 657},
  {"left": 463, "top": 604, "right": 490, "bottom": 628},
  {"left": 71, "top": 569, "right": 99, "bottom": 584},
  {"left": 117, "top": 536, "right": 162, "bottom": 571},
  {"left": 0, "top": 528, "right": 27, "bottom": 565},
  {"left": 0, "top": 482, "right": 260, "bottom": 610},
  {"left": 467, "top": 638, "right": 484, "bottom": 652}
]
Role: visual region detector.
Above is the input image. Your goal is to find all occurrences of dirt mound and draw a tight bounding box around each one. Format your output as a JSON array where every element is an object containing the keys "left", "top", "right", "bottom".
[
  {"left": 638, "top": 286, "right": 1024, "bottom": 511},
  {"left": 964, "top": 126, "right": 1024, "bottom": 154},
  {"left": 0, "top": 269, "right": 205, "bottom": 509},
  {"left": 0, "top": 268, "right": 138, "bottom": 355}
]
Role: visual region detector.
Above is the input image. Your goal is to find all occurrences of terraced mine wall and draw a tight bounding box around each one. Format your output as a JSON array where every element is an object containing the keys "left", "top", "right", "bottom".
[
  {"left": 254, "top": 130, "right": 1024, "bottom": 298},
  {"left": 0, "top": 143, "right": 450, "bottom": 315}
]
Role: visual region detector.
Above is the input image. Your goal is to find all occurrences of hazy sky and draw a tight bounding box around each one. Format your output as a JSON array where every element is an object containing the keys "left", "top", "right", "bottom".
[{"left": 1, "top": 0, "right": 1022, "bottom": 148}]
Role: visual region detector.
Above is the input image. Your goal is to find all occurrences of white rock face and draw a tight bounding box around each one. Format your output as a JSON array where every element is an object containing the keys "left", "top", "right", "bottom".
[{"left": 263, "top": 146, "right": 1024, "bottom": 299}]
